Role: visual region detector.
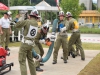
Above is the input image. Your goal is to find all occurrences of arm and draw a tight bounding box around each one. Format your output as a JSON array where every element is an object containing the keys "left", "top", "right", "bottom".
[
  {"left": 14, "top": 20, "right": 26, "bottom": 28},
  {"left": 0, "top": 25, "right": 3, "bottom": 34},
  {"left": 0, "top": 19, "right": 3, "bottom": 34},
  {"left": 9, "top": 25, "right": 12, "bottom": 34}
]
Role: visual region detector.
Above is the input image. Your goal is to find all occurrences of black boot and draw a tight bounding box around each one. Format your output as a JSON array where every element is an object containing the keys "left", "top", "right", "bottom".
[
  {"left": 70, "top": 52, "right": 75, "bottom": 58},
  {"left": 68, "top": 52, "right": 71, "bottom": 56},
  {"left": 81, "top": 58, "right": 85, "bottom": 61},
  {"left": 36, "top": 67, "right": 43, "bottom": 72},
  {"left": 5, "top": 46, "right": 10, "bottom": 51},
  {"left": 52, "top": 61, "right": 57, "bottom": 64},
  {"left": 61, "top": 56, "right": 63, "bottom": 59}
]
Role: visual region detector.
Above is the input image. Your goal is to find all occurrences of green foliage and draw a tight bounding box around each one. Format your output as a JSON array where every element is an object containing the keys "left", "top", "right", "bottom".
[
  {"left": 0, "top": 0, "right": 8, "bottom": 6},
  {"left": 60, "top": 0, "right": 82, "bottom": 19},
  {"left": 80, "top": 3, "right": 86, "bottom": 10},
  {"left": 32, "top": 0, "right": 57, "bottom": 6},
  {"left": 92, "top": 2, "right": 97, "bottom": 10}
]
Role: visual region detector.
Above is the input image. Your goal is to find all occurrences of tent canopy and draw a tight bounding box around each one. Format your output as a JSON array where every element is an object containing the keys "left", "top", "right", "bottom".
[
  {"left": 0, "top": 2, "right": 9, "bottom": 10},
  {"left": 9, "top": 0, "right": 61, "bottom": 12}
]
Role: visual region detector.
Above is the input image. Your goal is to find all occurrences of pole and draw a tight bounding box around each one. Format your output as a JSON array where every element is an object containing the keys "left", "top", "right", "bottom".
[
  {"left": 8, "top": 0, "right": 10, "bottom": 7},
  {"left": 30, "top": 0, "right": 31, "bottom": 5}
]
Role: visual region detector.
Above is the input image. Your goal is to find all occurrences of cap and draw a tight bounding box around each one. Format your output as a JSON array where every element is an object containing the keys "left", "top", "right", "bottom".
[{"left": 4, "top": 12, "right": 8, "bottom": 15}]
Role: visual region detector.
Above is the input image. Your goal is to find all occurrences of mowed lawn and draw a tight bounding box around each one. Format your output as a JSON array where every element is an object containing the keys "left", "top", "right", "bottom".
[{"left": 9, "top": 42, "right": 100, "bottom": 50}]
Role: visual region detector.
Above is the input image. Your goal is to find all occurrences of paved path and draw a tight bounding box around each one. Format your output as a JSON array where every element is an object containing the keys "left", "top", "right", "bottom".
[{"left": 5, "top": 47, "right": 100, "bottom": 75}]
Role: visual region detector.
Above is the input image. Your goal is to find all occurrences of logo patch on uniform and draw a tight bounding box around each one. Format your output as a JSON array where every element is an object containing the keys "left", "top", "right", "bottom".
[
  {"left": 26, "top": 25, "right": 38, "bottom": 38},
  {"left": 30, "top": 29, "right": 36, "bottom": 36}
]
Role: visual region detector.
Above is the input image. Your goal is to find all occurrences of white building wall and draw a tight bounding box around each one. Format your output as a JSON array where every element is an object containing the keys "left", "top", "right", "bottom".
[{"left": 97, "top": 0, "right": 100, "bottom": 8}]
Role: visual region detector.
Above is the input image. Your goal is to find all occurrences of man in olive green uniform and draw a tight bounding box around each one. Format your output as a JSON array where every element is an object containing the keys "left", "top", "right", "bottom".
[
  {"left": 66, "top": 12, "right": 85, "bottom": 60},
  {"left": 0, "top": 12, "right": 12, "bottom": 51},
  {"left": 15, "top": 9, "right": 39, "bottom": 75},
  {"left": 52, "top": 11, "right": 68, "bottom": 64},
  {"left": 34, "top": 23, "right": 49, "bottom": 71},
  {"left": 13, "top": 14, "right": 20, "bottom": 42}
]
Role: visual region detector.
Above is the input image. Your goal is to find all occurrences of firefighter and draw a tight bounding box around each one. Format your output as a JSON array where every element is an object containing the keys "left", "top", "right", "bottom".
[
  {"left": 34, "top": 23, "right": 50, "bottom": 71},
  {"left": 15, "top": 9, "right": 39, "bottom": 75},
  {"left": 52, "top": 11, "right": 68, "bottom": 64},
  {"left": 66, "top": 12, "right": 85, "bottom": 60}
]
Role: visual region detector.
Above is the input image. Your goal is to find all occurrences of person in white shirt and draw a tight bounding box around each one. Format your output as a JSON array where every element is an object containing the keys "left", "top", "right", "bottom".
[{"left": 0, "top": 12, "right": 12, "bottom": 50}]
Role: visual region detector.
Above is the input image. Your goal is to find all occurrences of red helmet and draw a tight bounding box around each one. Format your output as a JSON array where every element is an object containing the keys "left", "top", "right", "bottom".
[
  {"left": 58, "top": 11, "right": 65, "bottom": 17},
  {"left": 30, "top": 9, "right": 39, "bottom": 17}
]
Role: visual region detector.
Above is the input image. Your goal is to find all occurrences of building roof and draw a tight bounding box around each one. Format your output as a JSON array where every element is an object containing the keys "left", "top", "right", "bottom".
[
  {"left": 36, "top": 0, "right": 51, "bottom": 7},
  {"left": 79, "top": 10, "right": 100, "bottom": 17}
]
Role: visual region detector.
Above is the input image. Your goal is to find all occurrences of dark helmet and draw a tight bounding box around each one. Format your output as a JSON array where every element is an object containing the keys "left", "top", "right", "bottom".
[
  {"left": 41, "top": 23, "right": 49, "bottom": 33},
  {"left": 66, "top": 12, "right": 72, "bottom": 17},
  {"left": 58, "top": 11, "right": 65, "bottom": 17},
  {"left": 30, "top": 9, "right": 39, "bottom": 17}
]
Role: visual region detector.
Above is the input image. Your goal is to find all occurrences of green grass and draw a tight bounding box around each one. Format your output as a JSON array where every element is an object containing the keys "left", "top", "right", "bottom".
[
  {"left": 78, "top": 53, "right": 100, "bottom": 75},
  {"left": 9, "top": 42, "right": 100, "bottom": 50},
  {"left": 80, "top": 27, "right": 100, "bottom": 34}
]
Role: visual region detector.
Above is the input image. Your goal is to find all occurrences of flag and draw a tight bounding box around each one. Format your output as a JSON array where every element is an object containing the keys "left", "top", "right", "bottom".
[
  {"left": 55, "top": 0, "right": 59, "bottom": 6},
  {"left": 55, "top": 0, "right": 60, "bottom": 10}
]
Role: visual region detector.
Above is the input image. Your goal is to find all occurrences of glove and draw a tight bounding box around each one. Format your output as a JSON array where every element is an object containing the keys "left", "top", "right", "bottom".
[
  {"left": 39, "top": 39, "right": 46, "bottom": 44},
  {"left": 35, "top": 54, "right": 42, "bottom": 62},
  {"left": 60, "top": 27, "right": 66, "bottom": 32},
  {"left": 50, "top": 32, "right": 56, "bottom": 41}
]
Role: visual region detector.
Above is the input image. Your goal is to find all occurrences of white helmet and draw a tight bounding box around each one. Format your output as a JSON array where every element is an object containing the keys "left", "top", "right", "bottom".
[
  {"left": 19, "top": 10, "right": 28, "bottom": 14},
  {"left": 66, "top": 12, "right": 72, "bottom": 17},
  {"left": 58, "top": 11, "right": 64, "bottom": 16},
  {"left": 7, "top": 11, "right": 12, "bottom": 15},
  {"left": 41, "top": 23, "right": 49, "bottom": 33},
  {"left": 30, "top": 9, "right": 39, "bottom": 17}
]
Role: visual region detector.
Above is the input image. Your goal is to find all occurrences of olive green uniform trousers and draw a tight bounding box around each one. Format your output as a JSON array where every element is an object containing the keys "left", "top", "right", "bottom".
[
  {"left": 0, "top": 28, "right": 10, "bottom": 46},
  {"left": 34, "top": 41, "right": 44, "bottom": 68},
  {"left": 68, "top": 32, "right": 85, "bottom": 59},
  {"left": 53, "top": 35, "right": 68, "bottom": 62},
  {"left": 19, "top": 43, "right": 36, "bottom": 75}
]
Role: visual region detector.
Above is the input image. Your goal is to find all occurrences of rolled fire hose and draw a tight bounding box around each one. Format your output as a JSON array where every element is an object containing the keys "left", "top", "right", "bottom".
[{"left": 32, "top": 19, "right": 58, "bottom": 63}]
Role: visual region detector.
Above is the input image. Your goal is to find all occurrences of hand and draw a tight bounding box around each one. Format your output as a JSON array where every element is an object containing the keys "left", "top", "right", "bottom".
[
  {"left": 60, "top": 27, "right": 66, "bottom": 32},
  {"left": 10, "top": 30, "right": 12, "bottom": 34},
  {"left": 39, "top": 39, "right": 46, "bottom": 44},
  {"left": 0, "top": 31, "right": 3, "bottom": 35},
  {"left": 50, "top": 34, "right": 56, "bottom": 41}
]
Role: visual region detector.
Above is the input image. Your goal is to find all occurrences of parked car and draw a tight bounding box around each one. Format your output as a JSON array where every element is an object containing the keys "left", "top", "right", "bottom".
[{"left": 84, "top": 23, "right": 94, "bottom": 28}]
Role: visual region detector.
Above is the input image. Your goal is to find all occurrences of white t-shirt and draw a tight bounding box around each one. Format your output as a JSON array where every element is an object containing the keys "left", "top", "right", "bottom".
[{"left": 0, "top": 17, "right": 10, "bottom": 28}]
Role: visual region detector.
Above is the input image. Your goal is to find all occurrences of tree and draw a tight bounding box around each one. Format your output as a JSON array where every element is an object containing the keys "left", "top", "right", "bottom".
[
  {"left": 60, "top": 0, "right": 82, "bottom": 19},
  {"left": 10, "top": 0, "right": 30, "bottom": 6},
  {"left": 92, "top": 3, "right": 97, "bottom": 10},
  {"left": 80, "top": 3, "right": 86, "bottom": 10},
  {"left": 0, "top": 0, "right": 8, "bottom": 6}
]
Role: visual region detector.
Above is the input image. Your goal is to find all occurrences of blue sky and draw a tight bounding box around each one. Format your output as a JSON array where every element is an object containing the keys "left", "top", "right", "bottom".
[{"left": 93, "top": 0, "right": 97, "bottom": 3}]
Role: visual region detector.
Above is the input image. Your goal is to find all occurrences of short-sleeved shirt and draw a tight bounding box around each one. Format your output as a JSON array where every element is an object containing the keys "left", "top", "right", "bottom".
[{"left": 0, "top": 17, "right": 10, "bottom": 28}]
